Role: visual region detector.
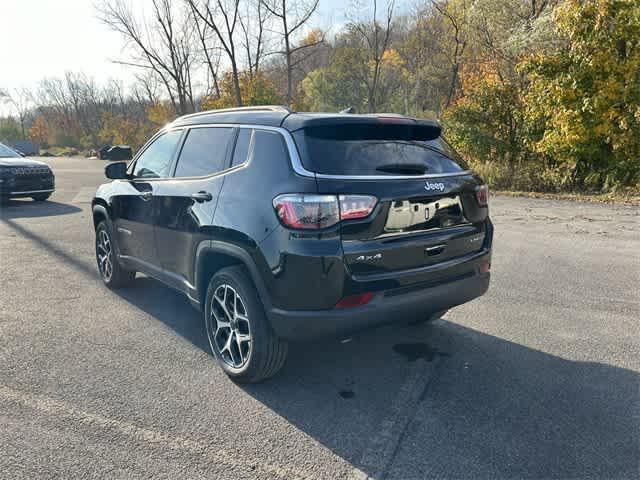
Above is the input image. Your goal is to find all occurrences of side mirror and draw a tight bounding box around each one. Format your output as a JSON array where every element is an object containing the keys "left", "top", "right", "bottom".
[{"left": 105, "top": 162, "right": 128, "bottom": 180}]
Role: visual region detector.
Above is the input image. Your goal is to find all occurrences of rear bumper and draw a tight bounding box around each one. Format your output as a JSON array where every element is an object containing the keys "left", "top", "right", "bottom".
[{"left": 267, "top": 271, "right": 490, "bottom": 341}]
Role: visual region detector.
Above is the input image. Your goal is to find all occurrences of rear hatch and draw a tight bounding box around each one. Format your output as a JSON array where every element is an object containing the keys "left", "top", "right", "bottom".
[{"left": 292, "top": 120, "right": 489, "bottom": 278}]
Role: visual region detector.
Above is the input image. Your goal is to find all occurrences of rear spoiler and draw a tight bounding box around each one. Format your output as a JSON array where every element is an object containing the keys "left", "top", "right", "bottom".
[
  {"left": 283, "top": 114, "right": 441, "bottom": 141},
  {"left": 285, "top": 115, "right": 442, "bottom": 142}
]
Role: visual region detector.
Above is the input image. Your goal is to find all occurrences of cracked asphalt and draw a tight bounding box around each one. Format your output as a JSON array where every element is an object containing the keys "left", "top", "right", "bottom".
[{"left": 1, "top": 157, "right": 638, "bottom": 479}]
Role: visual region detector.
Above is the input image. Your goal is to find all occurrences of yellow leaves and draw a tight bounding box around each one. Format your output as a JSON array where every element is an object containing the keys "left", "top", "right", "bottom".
[
  {"left": 381, "top": 48, "right": 402, "bottom": 66},
  {"left": 146, "top": 103, "right": 174, "bottom": 127},
  {"left": 300, "top": 28, "right": 325, "bottom": 48},
  {"left": 521, "top": 0, "right": 640, "bottom": 187},
  {"left": 201, "top": 72, "right": 282, "bottom": 111},
  {"left": 29, "top": 116, "right": 50, "bottom": 146},
  {"left": 459, "top": 61, "right": 502, "bottom": 93},
  {"left": 98, "top": 108, "right": 164, "bottom": 151}
]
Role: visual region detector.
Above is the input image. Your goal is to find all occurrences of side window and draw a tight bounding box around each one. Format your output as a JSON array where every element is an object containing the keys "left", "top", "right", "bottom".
[
  {"left": 251, "top": 130, "right": 288, "bottom": 165},
  {"left": 174, "top": 127, "right": 233, "bottom": 177},
  {"left": 133, "top": 130, "right": 182, "bottom": 179},
  {"left": 231, "top": 128, "right": 252, "bottom": 167}
]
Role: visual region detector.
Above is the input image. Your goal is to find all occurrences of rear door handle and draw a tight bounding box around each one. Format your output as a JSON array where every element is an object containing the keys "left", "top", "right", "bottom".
[
  {"left": 139, "top": 190, "right": 152, "bottom": 200},
  {"left": 191, "top": 191, "right": 213, "bottom": 203},
  {"left": 425, "top": 244, "right": 446, "bottom": 256}
]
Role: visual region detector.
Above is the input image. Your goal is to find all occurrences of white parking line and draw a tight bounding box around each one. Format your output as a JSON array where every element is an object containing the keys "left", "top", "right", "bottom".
[
  {"left": 72, "top": 187, "right": 98, "bottom": 204},
  {"left": 0, "top": 384, "right": 317, "bottom": 480},
  {"left": 348, "top": 357, "right": 440, "bottom": 480}
]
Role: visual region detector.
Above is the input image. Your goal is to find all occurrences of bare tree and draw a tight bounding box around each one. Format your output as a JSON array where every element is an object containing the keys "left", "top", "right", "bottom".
[
  {"left": 261, "top": 0, "right": 322, "bottom": 105},
  {"left": 3, "top": 88, "right": 33, "bottom": 140},
  {"left": 97, "top": 0, "right": 196, "bottom": 115},
  {"left": 103, "top": 78, "right": 128, "bottom": 115},
  {"left": 36, "top": 78, "right": 75, "bottom": 135},
  {"left": 193, "top": 13, "right": 222, "bottom": 99},
  {"left": 348, "top": 0, "right": 395, "bottom": 113},
  {"left": 64, "top": 72, "right": 106, "bottom": 146},
  {"left": 132, "top": 72, "right": 162, "bottom": 106},
  {"left": 429, "top": 0, "right": 469, "bottom": 108},
  {"left": 239, "top": 0, "right": 270, "bottom": 78},
  {"left": 185, "top": 0, "right": 244, "bottom": 106}
]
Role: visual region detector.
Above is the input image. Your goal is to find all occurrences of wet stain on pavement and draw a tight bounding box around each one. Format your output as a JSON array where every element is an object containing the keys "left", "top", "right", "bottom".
[
  {"left": 339, "top": 390, "right": 355, "bottom": 399},
  {"left": 392, "top": 343, "right": 450, "bottom": 362}
]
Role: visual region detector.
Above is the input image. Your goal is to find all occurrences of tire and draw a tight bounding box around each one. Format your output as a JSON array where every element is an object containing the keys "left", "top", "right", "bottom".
[
  {"left": 408, "top": 309, "right": 448, "bottom": 326},
  {"left": 95, "top": 221, "right": 135, "bottom": 289},
  {"left": 205, "top": 266, "right": 288, "bottom": 383},
  {"left": 32, "top": 193, "right": 51, "bottom": 202}
]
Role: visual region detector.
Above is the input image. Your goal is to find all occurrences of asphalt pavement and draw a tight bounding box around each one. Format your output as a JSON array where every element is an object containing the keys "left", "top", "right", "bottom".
[{"left": 0, "top": 157, "right": 638, "bottom": 479}]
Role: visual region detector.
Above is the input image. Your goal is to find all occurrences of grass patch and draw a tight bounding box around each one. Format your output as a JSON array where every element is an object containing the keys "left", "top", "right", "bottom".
[
  {"left": 40, "top": 147, "right": 93, "bottom": 157},
  {"left": 494, "top": 189, "right": 640, "bottom": 206}
]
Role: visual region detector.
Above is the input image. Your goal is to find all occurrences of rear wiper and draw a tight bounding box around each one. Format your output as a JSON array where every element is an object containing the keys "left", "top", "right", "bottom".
[{"left": 375, "top": 163, "right": 427, "bottom": 175}]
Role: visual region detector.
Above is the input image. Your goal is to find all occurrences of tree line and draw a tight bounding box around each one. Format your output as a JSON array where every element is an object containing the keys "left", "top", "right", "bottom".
[{"left": 1, "top": 0, "right": 638, "bottom": 193}]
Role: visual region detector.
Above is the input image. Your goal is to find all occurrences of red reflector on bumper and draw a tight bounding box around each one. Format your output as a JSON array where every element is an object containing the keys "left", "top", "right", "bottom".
[
  {"left": 335, "top": 292, "right": 374, "bottom": 309},
  {"left": 479, "top": 261, "right": 491, "bottom": 274}
]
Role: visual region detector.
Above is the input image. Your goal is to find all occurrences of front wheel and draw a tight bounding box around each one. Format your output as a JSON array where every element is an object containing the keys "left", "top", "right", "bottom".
[
  {"left": 32, "top": 193, "right": 51, "bottom": 202},
  {"left": 205, "top": 266, "right": 287, "bottom": 383},
  {"left": 95, "top": 221, "right": 135, "bottom": 288}
]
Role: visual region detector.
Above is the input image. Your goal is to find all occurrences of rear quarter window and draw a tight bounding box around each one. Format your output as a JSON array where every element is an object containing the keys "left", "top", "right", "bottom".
[
  {"left": 293, "top": 125, "right": 469, "bottom": 176},
  {"left": 251, "top": 130, "right": 289, "bottom": 165},
  {"left": 231, "top": 128, "right": 252, "bottom": 167}
]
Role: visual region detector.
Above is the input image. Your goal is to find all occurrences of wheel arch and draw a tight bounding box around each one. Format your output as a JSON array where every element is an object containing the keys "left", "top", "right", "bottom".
[
  {"left": 92, "top": 202, "right": 110, "bottom": 230},
  {"left": 195, "top": 242, "right": 271, "bottom": 312}
]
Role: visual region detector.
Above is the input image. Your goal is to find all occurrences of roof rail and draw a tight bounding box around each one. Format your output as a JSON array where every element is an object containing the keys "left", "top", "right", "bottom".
[{"left": 178, "top": 105, "right": 293, "bottom": 121}]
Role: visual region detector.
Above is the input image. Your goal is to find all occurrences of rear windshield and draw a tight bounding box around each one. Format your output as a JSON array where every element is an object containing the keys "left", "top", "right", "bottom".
[{"left": 293, "top": 125, "right": 468, "bottom": 176}]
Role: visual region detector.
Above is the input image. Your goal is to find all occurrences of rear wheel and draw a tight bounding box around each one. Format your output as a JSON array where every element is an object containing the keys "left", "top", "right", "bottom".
[
  {"left": 32, "top": 193, "right": 51, "bottom": 202},
  {"left": 205, "top": 266, "right": 287, "bottom": 383},
  {"left": 95, "top": 221, "right": 135, "bottom": 288}
]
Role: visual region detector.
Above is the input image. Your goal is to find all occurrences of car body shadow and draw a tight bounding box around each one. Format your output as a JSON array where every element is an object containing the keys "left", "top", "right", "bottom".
[
  {"left": 246, "top": 321, "right": 638, "bottom": 479},
  {"left": 0, "top": 199, "right": 81, "bottom": 219},
  {"left": 113, "top": 276, "right": 210, "bottom": 352},
  {"left": 112, "top": 276, "right": 639, "bottom": 479}
]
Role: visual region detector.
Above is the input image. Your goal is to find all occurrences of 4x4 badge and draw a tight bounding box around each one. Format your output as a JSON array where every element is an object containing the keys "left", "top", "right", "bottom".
[{"left": 355, "top": 253, "right": 383, "bottom": 262}]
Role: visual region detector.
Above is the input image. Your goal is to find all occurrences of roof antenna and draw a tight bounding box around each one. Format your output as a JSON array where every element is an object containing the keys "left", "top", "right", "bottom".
[{"left": 340, "top": 106, "right": 355, "bottom": 114}]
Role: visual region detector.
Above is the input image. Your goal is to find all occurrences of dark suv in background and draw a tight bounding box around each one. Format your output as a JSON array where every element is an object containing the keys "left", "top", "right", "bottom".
[
  {"left": 0, "top": 141, "right": 55, "bottom": 202},
  {"left": 92, "top": 106, "right": 493, "bottom": 382}
]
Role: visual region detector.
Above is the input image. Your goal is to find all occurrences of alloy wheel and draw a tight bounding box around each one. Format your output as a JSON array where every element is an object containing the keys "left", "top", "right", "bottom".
[
  {"left": 96, "top": 229, "right": 113, "bottom": 282},
  {"left": 210, "top": 284, "right": 252, "bottom": 368}
]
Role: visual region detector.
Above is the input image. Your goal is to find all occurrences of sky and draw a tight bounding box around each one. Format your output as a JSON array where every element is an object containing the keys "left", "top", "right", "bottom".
[
  {"left": 0, "top": 0, "right": 352, "bottom": 99},
  {"left": 2, "top": 0, "right": 133, "bottom": 91}
]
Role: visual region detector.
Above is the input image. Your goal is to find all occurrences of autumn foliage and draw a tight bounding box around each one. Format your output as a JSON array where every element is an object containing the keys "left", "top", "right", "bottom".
[
  {"left": 444, "top": 0, "right": 639, "bottom": 192},
  {"left": 1, "top": 0, "right": 638, "bottom": 193}
]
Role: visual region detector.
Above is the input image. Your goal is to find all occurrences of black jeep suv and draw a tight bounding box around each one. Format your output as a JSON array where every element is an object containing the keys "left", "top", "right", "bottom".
[
  {"left": 0, "top": 142, "right": 55, "bottom": 202},
  {"left": 92, "top": 106, "right": 492, "bottom": 382}
]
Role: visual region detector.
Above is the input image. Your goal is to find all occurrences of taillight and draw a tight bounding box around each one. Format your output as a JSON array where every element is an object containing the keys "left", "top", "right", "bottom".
[
  {"left": 273, "top": 194, "right": 377, "bottom": 230},
  {"left": 339, "top": 195, "right": 377, "bottom": 220},
  {"left": 475, "top": 185, "right": 489, "bottom": 206},
  {"left": 273, "top": 194, "right": 339, "bottom": 229}
]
